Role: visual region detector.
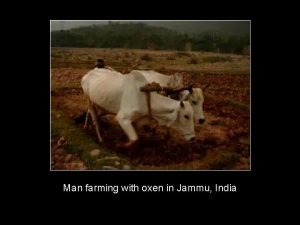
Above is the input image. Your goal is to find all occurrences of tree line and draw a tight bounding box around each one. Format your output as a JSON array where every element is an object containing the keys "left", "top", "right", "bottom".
[{"left": 51, "top": 22, "right": 250, "bottom": 54}]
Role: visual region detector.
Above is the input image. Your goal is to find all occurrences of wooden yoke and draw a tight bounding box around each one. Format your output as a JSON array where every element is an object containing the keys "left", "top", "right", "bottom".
[
  {"left": 145, "top": 92, "right": 152, "bottom": 118},
  {"left": 140, "top": 82, "right": 162, "bottom": 118}
]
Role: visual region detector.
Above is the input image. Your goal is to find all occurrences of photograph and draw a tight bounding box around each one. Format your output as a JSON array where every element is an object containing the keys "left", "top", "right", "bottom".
[{"left": 50, "top": 20, "right": 250, "bottom": 171}]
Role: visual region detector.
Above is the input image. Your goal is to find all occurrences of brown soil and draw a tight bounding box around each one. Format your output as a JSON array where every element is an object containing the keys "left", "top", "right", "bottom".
[{"left": 51, "top": 67, "right": 250, "bottom": 170}]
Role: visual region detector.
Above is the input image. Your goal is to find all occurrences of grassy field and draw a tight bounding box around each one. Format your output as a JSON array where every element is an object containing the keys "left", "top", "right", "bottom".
[
  {"left": 51, "top": 47, "right": 250, "bottom": 75},
  {"left": 51, "top": 47, "right": 250, "bottom": 170}
]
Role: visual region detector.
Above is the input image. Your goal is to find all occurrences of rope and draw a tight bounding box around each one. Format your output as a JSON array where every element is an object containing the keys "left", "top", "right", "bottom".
[{"left": 145, "top": 92, "right": 152, "bottom": 118}]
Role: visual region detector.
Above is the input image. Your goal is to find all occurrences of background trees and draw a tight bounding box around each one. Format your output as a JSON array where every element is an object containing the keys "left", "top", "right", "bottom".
[{"left": 51, "top": 22, "right": 250, "bottom": 54}]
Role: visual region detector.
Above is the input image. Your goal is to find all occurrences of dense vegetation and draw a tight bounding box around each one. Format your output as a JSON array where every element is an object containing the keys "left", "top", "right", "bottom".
[{"left": 51, "top": 22, "right": 250, "bottom": 54}]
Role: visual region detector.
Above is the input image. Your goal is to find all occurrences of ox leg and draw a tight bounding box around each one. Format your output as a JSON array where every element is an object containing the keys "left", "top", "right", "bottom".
[
  {"left": 116, "top": 113, "right": 138, "bottom": 149},
  {"left": 89, "top": 102, "right": 103, "bottom": 143}
]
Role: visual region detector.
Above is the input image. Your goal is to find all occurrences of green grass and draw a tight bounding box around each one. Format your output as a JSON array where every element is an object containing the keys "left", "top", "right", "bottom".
[
  {"left": 64, "top": 144, "right": 83, "bottom": 154},
  {"left": 51, "top": 109, "right": 100, "bottom": 151},
  {"left": 51, "top": 109, "right": 129, "bottom": 169}
]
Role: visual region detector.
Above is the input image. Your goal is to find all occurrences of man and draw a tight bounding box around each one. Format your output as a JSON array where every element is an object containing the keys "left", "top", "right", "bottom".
[{"left": 95, "top": 59, "right": 105, "bottom": 68}]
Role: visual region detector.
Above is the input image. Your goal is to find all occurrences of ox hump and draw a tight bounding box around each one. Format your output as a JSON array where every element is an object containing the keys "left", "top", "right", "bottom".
[{"left": 129, "top": 70, "right": 148, "bottom": 85}]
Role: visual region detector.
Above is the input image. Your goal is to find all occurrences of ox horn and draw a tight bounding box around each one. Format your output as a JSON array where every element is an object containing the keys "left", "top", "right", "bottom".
[
  {"left": 187, "top": 82, "right": 194, "bottom": 93},
  {"left": 163, "top": 83, "right": 195, "bottom": 95},
  {"left": 180, "top": 101, "right": 185, "bottom": 108}
]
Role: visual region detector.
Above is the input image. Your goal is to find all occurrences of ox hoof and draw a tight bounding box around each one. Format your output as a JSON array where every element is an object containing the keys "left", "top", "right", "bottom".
[{"left": 116, "top": 140, "right": 139, "bottom": 152}]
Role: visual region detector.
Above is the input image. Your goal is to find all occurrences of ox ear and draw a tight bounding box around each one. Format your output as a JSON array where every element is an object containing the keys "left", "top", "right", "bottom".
[
  {"left": 180, "top": 91, "right": 189, "bottom": 101},
  {"left": 180, "top": 101, "right": 185, "bottom": 108},
  {"left": 203, "top": 83, "right": 210, "bottom": 91}
]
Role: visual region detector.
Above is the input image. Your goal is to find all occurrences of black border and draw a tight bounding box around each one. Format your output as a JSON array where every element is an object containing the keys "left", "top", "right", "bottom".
[{"left": 32, "top": 12, "right": 266, "bottom": 199}]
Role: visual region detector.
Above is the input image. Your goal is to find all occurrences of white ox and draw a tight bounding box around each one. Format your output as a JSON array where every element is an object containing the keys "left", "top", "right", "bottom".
[
  {"left": 81, "top": 69, "right": 195, "bottom": 147},
  {"left": 133, "top": 70, "right": 206, "bottom": 124},
  {"left": 135, "top": 70, "right": 183, "bottom": 89}
]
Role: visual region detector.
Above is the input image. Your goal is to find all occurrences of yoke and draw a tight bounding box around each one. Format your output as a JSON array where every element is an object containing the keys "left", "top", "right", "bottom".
[
  {"left": 140, "top": 82, "right": 162, "bottom": 118},
  {"left": 140, "top": 82, "right": 188, "bottom": 117}
]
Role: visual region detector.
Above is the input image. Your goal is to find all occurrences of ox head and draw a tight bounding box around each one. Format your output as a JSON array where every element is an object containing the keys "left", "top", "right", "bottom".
[
  {"left": 171, "top": 101, "right": 195, "bottom": 141},
  {"left": 180, "top": 83, "right": 210, "bottom": 124}
]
